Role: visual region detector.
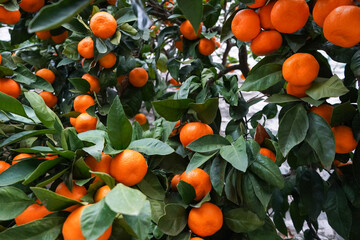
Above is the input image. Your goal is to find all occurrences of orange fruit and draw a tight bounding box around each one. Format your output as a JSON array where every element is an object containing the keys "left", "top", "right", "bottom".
[
  {"left": 198, "top": 38, "right": 216, "bottom": 56},
  {"left": 175, "top": 36, "right": 183, "bottom": 51},
  {"left": 109, "top": 149, "right": 148, "bottom": 186},
  {"left": 259, "top": 147, "right": 276, "bottom": 162},
  {"left": 42, "top": 153, "right": 58, "bottom": 160},
  {"left": 215, "top": 41, "right": 221, "bottom": 48},
  {"left": 90, "top": 12, "right": 117, "bottom": 39},
  {"left": 180, "top": 20, "right": 203, "bottom": 40},
  {"left": 323, "top": 6, "right": 360, "bottom": 48},
  {"left": 0, "top": 54, "right": 2, "bottom": 65},
  {"left": 117, "top": 75, "right": 125, "bottom": 85},
  {"left": 35, "top": 31, "right": 51, "bottom": 40},
  {"left": 334, "top": 160, "right": 353, "bottom": 168},
  {"left": 12, "top": 153, "right": 34, "bottom": 165},
  {"left": 250, "top": 30, "right": 282, "bottom": 56},
  {"left": 258, "top": 1, "right": 276, "bottom": 29},
  {"left": 313, "top": 0, "right": 354, "bottom": 27},
  {"left": 51, "top": 30, "right": 69, "bottom": 44},
  {"left": 62, "top": 205, "right": 112, "bottom": 240},
  {"left": 134, "top": 113, "right": 147, "bottom": 125},
  {"left": 99, "top": 52, "right": 117, "bottom": 69},
  {"left": 170, "top": 120, "right": 184, "bottom": 136},
  {"left": 84, "top": 153, "right": 112, "bottom": 182},
  {"left": 55, "top": 181, "right": 87, "bottom": 212},
  {"left": 179, "top": 122, "right": 213, "bottom": 148},
  {"left": 0, "top": 78, "right": 21, "bottom": 98},
  {"left": 247, "top": 0, "right": 267, "bottom": 8},
  {"left": 332, "top": 126, "right": 358, "bottom": 154},
  {"left": 310, "top": 104, "right": 333, "bottom": 125},
  {"left": 70, "top": 117, "right": 77, "bottom": 127},
  {"left": 36, "top": 68, "right": 56, "bottom": 84},
  {"left": 73, "top": 95, "right": 95, "bottom": 113},
  {"left": 82, "top": 73, "right": 100, "bottom": 93},
  {"left": 94, "top": 185, "right": 111, "bottom": 202},
  {"left": 169, "top": 78, "right": 181, "bottom": 86},
  {"left": 190, "top": 238, "right": 204, "bottom": 240},
  {"left": 231, "top": 9, "right": 261, "bottom": 42},
  {"left": 19, "top": 0, "right": 44, "bottom": 12},
  {"left": 0, "top": 6, "right": 21, "bottom": 25},
  {"left": 15, "top": 200, "right": 52, "bottom": 225},
  {"left": 286, "top": 82, "right": 311, "bottom": 98},
  {"left": 270, "top": 0, "right": 309, "bottom": 33},
  {"left": 78, "top": 37, "right": 94, "bottom": 59},
  {"left": 0, "top": 161, "right": 10, "bottom": 173},
  {"left": 180, "top": 168, "right": 212, "bottom": 201},
  {"left": 188, "top": 202, "right": 223, "bottom": 237},
  {"left": 74, "top": 113, "right": 97, "bottom": 133},
  {"left": 129, "top": 67, "right": 148, "bottom": 87},
  {"left": 171, "top": 174, "right": 181, "bottom": 191},
  {"left": 282, "top": 53, "right": 319, "bottom": 86},
  {"left": 39, "top": 91, "right": 58, "bottom": 108}
]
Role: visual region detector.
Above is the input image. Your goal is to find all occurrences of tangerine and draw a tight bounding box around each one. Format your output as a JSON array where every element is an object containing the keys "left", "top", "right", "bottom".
[
  {"left": 129, "top": 67, "right": 148, "bottom": 87},
  {"left": 171, "top": 174, "right": 181, "bottom": 191},
  {"left": 180, "top": 20, "right": 202, "bottom": 40},
  {"left": 15, "top": 200, "right": 52, "bottom": 225},
  {"left": 90, "top": 12, "right": 117, "bottom": 39},
  {"left": 39, "top": 91, "right": 57, "bottom": 108},
  {"left": 310, "top": 104, "right": 333, "bottom": 125},
  {"left": 0, "top": 6, "right": 21, "bottom": 25},
  {"left": 179, "top": 122, "right": 213, "bottom": 148},
  {"left": 99, "top": 52, "right": 116, "bottom": 69},
  {"left": 332, "top": 126, "right": 358, "bottom": 154},
  {"left": 55, "top": 181, "right": 87, "bottom": 212},
  {"left": 188, "top": 202, "right": 223, "bottom": 237},
  {"left": 247, "top": 0, "right": 267, "bottom": 8},
  {"left": 175, "top": 36, "right": 183, "bottom": 51},
  {"left": 73, "top": 95, "right": 95, "bottom": 113},
  {"left": 19, "top": 0, "right": 44, "bottom": 12},
  {"left": 180, "top": 168, "right": 212, "bottom": 201},
  {"left": 84, "top": 153, "right": 112, "bottom": 182},
  {"left": 0, "top": 78, "right": 21, "bottom": 98},
  {"left": 82, "top": 73, "right": 100, "bottom": 93},
  {"left": 78, "top": 37, "right": 94, "bottom": 59},
  {"left": 51, "top": 30, "right": 69, "bottom": 44},
  {"left": 109, "top": 149, "right": 148, "bottom": 186},
  {"left": 286, "top": 82, "right": 311, "bottom": 98},
  {"left": 12, "top": 153, "right": 34, "bottom": 165},
  {"left": 36, "top": 31, "right": 51, "bottom": 40},
  {"left": 231, "top": 9, "right": 261, "bottom": 42},
  {"left": 259, "top": 147, "right": 276, "bottom": 162},
  {"left": 250, "top": 30, "right": 282, "bottom": 56},
  {"left": 94, "top": 185, "right": 111, "bottom": 202},
  {"left": 74, "top": 113, "right": 97, "bottom": 133},
  {"left": 36, "top": 68, "right": 55, "bottom": 84},
  {"left": 0, "top": 161, "right": 10, "bottom": 173},
  {"left": 134, "top": 113, "right": 147, "bottom": 125},
  {"left": 258, "top": 1, "right": 276, "bottom": 29},
  {"left": 313, "top": 0, "right": 354, "bottom": 27},
  {"left": 198, "top": 38, "right": 216, "bottom": 56}
]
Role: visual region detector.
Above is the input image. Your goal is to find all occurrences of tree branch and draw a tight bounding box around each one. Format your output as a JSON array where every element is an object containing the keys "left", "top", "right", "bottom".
[{"left": 238, "top": 44, "right": 249, "bottom": 79}]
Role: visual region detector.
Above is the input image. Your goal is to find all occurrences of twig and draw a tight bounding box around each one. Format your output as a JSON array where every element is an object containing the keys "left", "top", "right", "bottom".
[
  {"left": 238, "top": 44, "right": 249, "bottom": 78},
  {"left": 221, "top": 39, "right": 233, "bottom": 66}
]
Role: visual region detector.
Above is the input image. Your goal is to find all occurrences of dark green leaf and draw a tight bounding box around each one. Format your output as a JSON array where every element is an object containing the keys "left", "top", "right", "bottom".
[
  {"left": 306, "top": 75, "right": 349, "bottom": 100},
  {"left": 157, "top": 204, "right": 187, "bottom": 236},
  {"left": 177, "top": 180, "right": 196, "bottom": 204},
  {"left": 220, "top": 136, "right": 248, "bottom": 172},
  {"left": 107, "top": 97, "right": 132, "bottom": 150},
  {"left": 28, "top": 0, "right": 90, "bottom": 32},
  {"left": 68, "top": 78, "right": 91, "bottom": 93},
  {"left": 278, "top": 104, "right": 309, "bottom": 156},
  {"left": 240, "top": 64, "right": 283, "bottom": 91},
  {"left": 187, "top": 134, "right": 230, "bottom": 153},
  {"left": 250, "top": 154, "right": 284, "bottom": 189},
  {"left": 152, "top": 99, "right": 194, "bottom": 122},
  {"left": 177, "top": 0, "right": 203, "bottom": 33},
  {"left": 92, "top": 172, "right": 116, "bottom": 189},
  {"left": 137, "top": 172, "right": 165, "bottom": 201},
  {"left": 0, "top": 187, "right": 34, "bottom": 221},
  {"left": 210, "top": 156, "right": 227, "bottom": 195},
  {"left": 189, "top": 98, "right": 219, "bottom": 124},
  {"left": 0, "top": 92, "right": 28, "bottom": 118},
  {"left": 0, "top": 129, "right": 56, "bottom": 148},
  {"left": 130, "top": 0, "right": 152, "bottom": 30},
  {"left": 78, "top": 130, "right": 106, "bottom": 161},
  {"left": 81, "top": 199, "right": 117, "bottom": 240},
  {"left": 23, "top": 158, "right": 63, "bottom": 185},
  {"left": 224, "top": 208, "right": 264, "bottom": 233},
  {"left": 0, "top": 159, "right": 43, "bottom": 186},
  {"left": 186, "top": 151, "right": 217, "bottom": 173}
]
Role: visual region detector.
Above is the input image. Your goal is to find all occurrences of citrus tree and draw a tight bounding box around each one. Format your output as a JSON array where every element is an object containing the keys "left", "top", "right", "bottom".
[{"left": 0, "top": 0, "right": 359, "bottom": 239}]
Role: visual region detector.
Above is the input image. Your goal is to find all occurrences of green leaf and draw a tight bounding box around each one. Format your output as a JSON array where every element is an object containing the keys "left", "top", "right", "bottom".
[
  {"left": 351, "top": 49, "right": 360, "bottom": 77},
  {"left": 189, "top": 98, "right": 219, "bottom": 124},
  {"left": 107, "top": 97, "right": 132, "bottom": 150},
  {"left": 305, "top": 113, "right": 335, "bottom": 169},
  {"left": 0, "top": 92, "right": 28, "bottom": 118},
  {"left": 24, "top": 92, "right": 58, "bottom": 129},
  {"left": 123, "top": 200, "right": 152, "bottom": 240},
  {"left": 324, "top": 184, "right": 352, "bottom": 239},
  {"left": 78, "top": 130, "right": 106, "bottom": 161},
  {"left": 187, "top": 134, "right": 230, "bottom": 153},
  {"left": 220, "top": 9, "right": 236, "bottom": 42},
  {"left": 81, "top": 199, "right": 117, "bottom": 240},
  {"left": 68, "top": 78, "right": 91, "bottom": 93},
  {"left": 91, "top": 172, "right": 116, "bottom": 189},
  {"left": 0, "top": 187, "right": 34, "bottom": 221},
  {"left": 210, "top": 156, "right": 227, "bottom": 195},
  {"left": 266, "top": 94, "right": 300, "bottom": 104},
  {"left": 31, "top": 187, "right": 83, "bottom": 211},
  {"left": 186, "top": 151, "right": 217, "bottom": 173},
  {"left": 306, "top": 75, "right": 349, "bottom": 100},
  {"left": 14, "top": 65, "right": 53, "bottom": 92},
  {"left": 152, "top": 99, "right": 194, "bottom": 122},
  {"left": 128, "top": 138, "right": 174, "bottom": 155},
  {"left": 177, "top": 0, "right": 203, "bottom": 34},
  {"left": 240, "top": 64, "right": 283, "bottom": 91},
  {"left": 0, "top": 66, "right": 14, "bottom": 77},
  {"left": 28, "top": 0, "right": 90, "bottom": 32},
  {"left": 224, "top": 208, "right": 264, "bottom": 233},
  {"left": 177, "top": 180, "right": 196, "bottom": 204},
  {"left": 23, "top": 158, "right": 63, "bottom": 185},
  {"left": 220, "top": 136, "right": 248, "bottom": 172},
  {"left": 250, "top": 154, "right": 284, "bottom": 189},
  {"left": 331, "top": 101, "right": 357, "bottom": 127},
  {"left": 289, "top": 200, "right": 305, "bottom": 233},
  {"left": 156, "top": 53, "right": 168, "bottom": 73},
  {"left": 278, "top": 104, "right": 309, "bottom": 156},
  {"left": 130, "top": 0, "right": 152, "bottom": 30},
  {"left": 0, "top": 217, "right": 65, "bottom": 240},
  {"left": 157, "top": 204, "right": 187, "bottom": 236},
  {"left": 137, "top": 172, "right": 165, "bottom": 201},
  {"left": 105, "top": 183, "right": 147, "bottom": 216},
  {"left": 0, "top": 159, "right": 43, "bottom": 186}
]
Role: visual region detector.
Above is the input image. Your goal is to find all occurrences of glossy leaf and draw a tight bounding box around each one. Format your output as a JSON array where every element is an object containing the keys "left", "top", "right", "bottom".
[
  {"left": 210, "top": 156, "right": 227, "bottom": 195},
  {"left": 278, "top": 104, "right": 309, "bottom": 156},
  {"left": 0, "top": 92, "right": 28, "bottom": 118},
  {"left": 107, "top": 97, "right": 132, "bottom": 150},
  {"left": 240, "top": 64, "right": 283, "bottom": 91},
  {"left": 306, "top": 75, "right": 349, "bottom": 100},
  {"left": 28, "top": 0, "right": 90, "bottom": 32},
  {"left": 177, "top": 0, "right": 203, "bottom": 34},
  {"left": 177, "top": 180, "right": 196, "bottom": 204},
  {"left": 0, "top": 159, "right": 43, "bottom": 186},
  {"left": 250, "top": 154, "right": 284, "bottom": 189},
  {"left": 157, "top": 204, "right": 187, "bottom": 236},
  {"left": 189, "top": 98, "right": 219, "bottom": 124},
  {"left": 186, "top": 151, "right": 217, "bottom": 173},
  {"left": 23, "top": 158, "right": 63, "bottom": 185},
  {"left": 187, "top": 134, "right": 230, "bottom": 153},
  {"left": 220, "top": 136, "right": 248, "bottom": 172},
  {"left": 152, "top": 99, "right": 194, "bottom": 122},
  {"left": 224, "top": 208, "right": 264, "bottom": 233},
  {"left": 137, "top": 172, "right": 166, "bottom": 201},
  {"left": 0, "top": 187, "right": 34, "bottom": 221},
  {"left": 123, "top": 200, "right": 152, "bottom": 240},
  {"left": 128, "top": 138, "right": 174, "bottom": 155}
]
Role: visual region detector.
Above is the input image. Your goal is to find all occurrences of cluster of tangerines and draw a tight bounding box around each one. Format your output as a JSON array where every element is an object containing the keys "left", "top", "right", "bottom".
[
  {"left": 175, "top": 20, "right": 221, "bottom": 56},
  {"left": 231, "top": 0, "right": 360, "bottom": 57}
]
